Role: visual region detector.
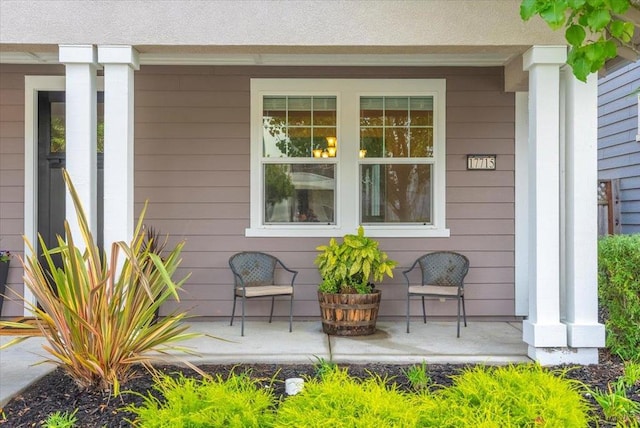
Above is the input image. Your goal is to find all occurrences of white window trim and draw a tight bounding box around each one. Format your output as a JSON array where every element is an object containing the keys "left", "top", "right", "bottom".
[{"left": 246, "top": 78, "right": 449, "bottom": 238}]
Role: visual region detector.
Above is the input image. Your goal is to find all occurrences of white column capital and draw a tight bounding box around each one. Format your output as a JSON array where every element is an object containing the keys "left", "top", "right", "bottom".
[
  {"left": 59, "top": 44, "right": 97, "bottom": 64},
  {"left": 98, "top": 45, "right": 140, "bottom": 70},
  {"left": 523, "top": 46, "right": 567, "bottom": 70}
]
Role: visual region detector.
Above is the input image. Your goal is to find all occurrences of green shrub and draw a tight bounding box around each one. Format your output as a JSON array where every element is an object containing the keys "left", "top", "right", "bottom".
[
  {"left": 598, "top": 234, "right": 640, "bottom": 361},
  {"left": 43, "top": 410, "right": 78, "bottom": 428},
  {"left": 402, "top": 361, "right": 431, "bottom": 391},
  {"left": 412, "top": 364, "right": 592, "bottom": 427},
  {"left": 274, "top": 367, "right": 417, "bottom": 427},
  {"left": 127, "top": 371, "right": 276, "bottom": 428}
]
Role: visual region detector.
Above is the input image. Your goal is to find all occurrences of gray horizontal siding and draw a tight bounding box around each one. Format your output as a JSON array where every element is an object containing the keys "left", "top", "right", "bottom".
[
  {"left": 598, "top": 61, "right": 640, "bottom": 234},
  {"left": 0, "top": 64, "right": 516, "bottom": 320}
]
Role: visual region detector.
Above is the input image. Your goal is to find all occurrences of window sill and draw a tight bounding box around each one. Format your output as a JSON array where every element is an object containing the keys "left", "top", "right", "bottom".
[{"left": 245, "top": 226, "right": 451, "bottom": 238}]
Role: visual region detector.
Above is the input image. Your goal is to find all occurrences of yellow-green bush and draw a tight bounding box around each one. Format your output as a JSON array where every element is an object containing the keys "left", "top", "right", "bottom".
[
  {"left": 412, "top": 364, "right": 591, "bottom": 427},
  {"left": 274, "top": 367, "right": 417, "bottom": 427},
  {"left": 127, "top": 372, "right": 276, "bottom": 428}
]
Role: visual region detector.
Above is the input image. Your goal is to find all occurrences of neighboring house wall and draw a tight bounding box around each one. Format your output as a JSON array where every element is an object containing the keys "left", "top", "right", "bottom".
[
  {"left": 0, "top": 64, "right": 516, "bottom": 320},
  {"left": 598, "top": 61, "right": 640, "bottom": 234}
]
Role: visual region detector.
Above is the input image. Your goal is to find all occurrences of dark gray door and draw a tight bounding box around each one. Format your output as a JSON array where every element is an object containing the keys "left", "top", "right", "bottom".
[{"left": 37, "top": 91, "right": 104, "bottom": 269}]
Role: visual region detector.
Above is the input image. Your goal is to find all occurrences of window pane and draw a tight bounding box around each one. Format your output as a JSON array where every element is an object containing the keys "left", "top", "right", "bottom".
[
  {"left": 384, "top": 97, "right": 409, "bottom": 126},
  {"left": 385, "top": 128, "right": 409, "bottom": 158},
  {"left": 360, "top": 127, "right": 383, "bottom": 157},
  {"left": 360, "top": 163, "right": 432, "bottom": 224},
  {"left": 409, "top": 128, "right": 433, "bottom": 157},
  {"left": 360, "top": 97, "right": 384, "bottom": 126},
  {"left": 263, "top": 96, "right": 337, "bottom": 158},
  {"left": 265, "top": 163, "right": 336, "bottom": 224}
]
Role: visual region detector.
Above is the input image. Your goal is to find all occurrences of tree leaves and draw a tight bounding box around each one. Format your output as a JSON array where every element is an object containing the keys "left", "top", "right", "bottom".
[{"left": 521, "top": 0, "right": 636, "bottom": 82}]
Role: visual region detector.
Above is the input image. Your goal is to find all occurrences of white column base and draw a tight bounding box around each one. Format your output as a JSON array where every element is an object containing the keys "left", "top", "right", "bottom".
[
  {"left": 522, "top": 320, "right": 567, "bottom": 347},
  {"left": 566, "top": 322, "right": 605, "bottom": 348},
  {"left": 527, "top": 346, "right": 600, "bottom": 365}
]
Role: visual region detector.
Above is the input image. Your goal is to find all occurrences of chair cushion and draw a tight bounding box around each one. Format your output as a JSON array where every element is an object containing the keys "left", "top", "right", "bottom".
[
  {"left": 408, "top": 285, "right": 460, "bottom": 296},
  {"left": 236, "top": 285, "right": 293, "bottom": 297}
]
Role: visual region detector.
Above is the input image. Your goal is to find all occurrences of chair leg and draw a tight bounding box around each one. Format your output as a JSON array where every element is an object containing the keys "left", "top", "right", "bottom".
[
  {"left": 462, "top": 295, "right": 467, "bottom": 327},
  {"left": 288, "top": 294, "right": 293, "bottom": 333},
  {"left": 421, "top": 296, "right": 427, "bottom": 324},
  {"left": 230, "top": 295, "right": 237, "bottom": 326},
  {"left": 269, "top": 296, "right": 275, "bottom": 323},
  {"left": 406, "top": 293, "right": 411, "bottom": 333},
  {"left": 241, "top": 296, "right": 245, "bottom": 337},
  {"left": 457, "top": 296, "right": 461, "bottom": 338}
]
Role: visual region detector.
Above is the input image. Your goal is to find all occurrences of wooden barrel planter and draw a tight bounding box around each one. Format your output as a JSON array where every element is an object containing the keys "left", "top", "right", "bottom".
[{"left": 318, "top": 290, "right": 381, "bottom": 336}]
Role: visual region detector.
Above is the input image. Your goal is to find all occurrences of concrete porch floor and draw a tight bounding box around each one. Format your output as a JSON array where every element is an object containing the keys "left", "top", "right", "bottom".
[{"left": 0, "top": 320, "right": 529, "bottom": 406}]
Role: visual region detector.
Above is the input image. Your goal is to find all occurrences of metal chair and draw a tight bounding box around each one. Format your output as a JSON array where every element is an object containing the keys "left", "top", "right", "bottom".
[
  {"left": 403, "top": 251, "right": 470, "bottom": 337},
  {"left": 229, "top": 251, "right": 297, "bottom": 336}
]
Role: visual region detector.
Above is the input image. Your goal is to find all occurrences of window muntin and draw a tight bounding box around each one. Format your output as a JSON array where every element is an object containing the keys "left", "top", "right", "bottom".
[
  {"left": 249, "top": 79, "right": 448, "bottom": 238},
  {"left": 360, "top": 96, "right": 433, "bottom": 158}
]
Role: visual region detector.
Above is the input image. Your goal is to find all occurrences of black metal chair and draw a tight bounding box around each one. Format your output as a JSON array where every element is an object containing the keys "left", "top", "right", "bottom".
[
  {"left": 403, "top": 251, "right": 470, "bottom": 337},
  {"left": 229, "top": 251, "right": 297, "bottom": 336}
]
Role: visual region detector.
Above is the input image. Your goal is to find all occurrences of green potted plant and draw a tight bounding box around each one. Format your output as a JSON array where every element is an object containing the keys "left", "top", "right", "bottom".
[
  {"left": 0, "top": 249, "right": 11, "bottom": 316},
  {"left": 315, "top": 226, "right": 397, "bottom": 336}
]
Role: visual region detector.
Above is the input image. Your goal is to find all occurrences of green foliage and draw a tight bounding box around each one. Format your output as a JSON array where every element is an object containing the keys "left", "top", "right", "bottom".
[
  {"left": 622, "top": 361, "right": 640, "bottom": 387},
  {"left": 311, "top": 355, "right": 338, "bottom": 379},
  {"left": 43, "top": 410, "right": 78, "bottom": 428},
  {"left": 127, "top": 371, "right": 276, "bottom": 428},
  {"left": 403, "top": 361, "right": 431, "bottom": 392},
  {"left": 412, "top": 364, "right": 592, "bottom": 427},
  {"left": 521, "top": 0, "right": 636, "bottom": 82},
  {"left": 589, "top": 378, "right": 640, "bottom": 426},
  {"left": 598, "top": 234, "right": 640, "bottom": 361},
  {"left": 0, "top": 169, "right": 200, "bottom": 395},
  {"left": 274, "top": 366, "right": 418, "bottom": 427},
  {"left": 315, "top": 226, "right": 397, "bottom": 294}
]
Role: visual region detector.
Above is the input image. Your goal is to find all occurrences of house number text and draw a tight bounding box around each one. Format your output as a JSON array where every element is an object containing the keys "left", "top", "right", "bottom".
[{"left": 467, "top": 154, "right": 496, "bottom": 170}]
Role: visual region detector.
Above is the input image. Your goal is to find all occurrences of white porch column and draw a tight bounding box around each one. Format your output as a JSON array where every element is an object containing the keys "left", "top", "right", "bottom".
[
  {"left": 521, "top": 46, "right": 568, "bottom": 364},
  {"left": 98, "top": 46, "right": 139, "bottom": 259},
  {"left": 562, "top": 71, "right": 605, "bottom": 364},
  {"left": 58, "top": 45, "right": 98, "bottom": 241}
]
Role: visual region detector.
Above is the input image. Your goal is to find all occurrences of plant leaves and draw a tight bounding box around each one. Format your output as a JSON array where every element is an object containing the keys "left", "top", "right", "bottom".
[
  {"left": 540, "top": 1, "right": 569, "bottom": 29},
  {"left": 586, "top": 8, "right": 611, "bottom": 30},
  {"left": 566, "top": 24, "right": 586, "bottom": 46},
  {"left": 609, "top": 0, "right": 630, "bottom": 14}
]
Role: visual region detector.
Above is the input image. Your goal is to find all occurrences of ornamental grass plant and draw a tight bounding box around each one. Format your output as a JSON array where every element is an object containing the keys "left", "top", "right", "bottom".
[{"left": 0, "top": 169, "right": 200, "bottom": 395}]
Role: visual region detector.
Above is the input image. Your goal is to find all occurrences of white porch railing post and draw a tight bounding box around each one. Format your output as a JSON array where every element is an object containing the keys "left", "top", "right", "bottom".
[
  {"left": 521, "top": 46, "right": 568, "bottom": 364},
  {"left": 98, "top": 46, "right": 139, "bottom": 263},
  {"left": 58, "top": 45, "right": 98, "bottom": 244},
  {"left": 562, "top": 71, "right": 605, "bottom": 363}
]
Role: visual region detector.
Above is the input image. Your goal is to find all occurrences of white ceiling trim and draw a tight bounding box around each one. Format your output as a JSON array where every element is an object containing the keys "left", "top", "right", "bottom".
[{"left": 1, "top": 51, "right": 513, "bottom": 67}]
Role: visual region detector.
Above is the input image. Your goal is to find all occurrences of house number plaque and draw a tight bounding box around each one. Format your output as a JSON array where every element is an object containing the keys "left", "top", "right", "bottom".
[{"left": 467, "top": 154, "right": 496, "bottom": 170}]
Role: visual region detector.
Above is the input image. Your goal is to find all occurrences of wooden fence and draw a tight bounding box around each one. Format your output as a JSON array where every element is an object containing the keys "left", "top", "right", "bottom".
[{"left": 597, "top": 179, "right": 621, "bottom": 236}]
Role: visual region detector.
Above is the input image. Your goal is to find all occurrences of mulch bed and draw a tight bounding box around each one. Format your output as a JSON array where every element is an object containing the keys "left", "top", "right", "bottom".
[{"left": 0, "top": 350, "right": 637, "bottom": 427}]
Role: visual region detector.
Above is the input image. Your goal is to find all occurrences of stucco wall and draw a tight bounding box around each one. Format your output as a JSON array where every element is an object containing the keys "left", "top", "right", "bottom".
[
  {"left": 0, "top": 1, "right": 564, "bottom": 51},
  {"left": 0, "top": 64, "right": 516, "bottom": 320}
]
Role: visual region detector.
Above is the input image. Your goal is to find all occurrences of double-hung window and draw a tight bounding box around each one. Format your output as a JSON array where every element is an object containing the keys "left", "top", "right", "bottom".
[{"left": 248, "top": 79, "right": 449, "bottom": 237}]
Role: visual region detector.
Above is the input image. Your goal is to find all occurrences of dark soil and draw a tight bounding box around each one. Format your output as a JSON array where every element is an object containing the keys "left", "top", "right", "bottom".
[{"left": 1, "top": 350, "right": 637, "bottom": 427}]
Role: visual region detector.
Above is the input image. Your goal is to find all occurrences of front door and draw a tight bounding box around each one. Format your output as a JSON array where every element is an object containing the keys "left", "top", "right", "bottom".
[{"left": 37, "top": 91, "right": 104, "bottom": 270}]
